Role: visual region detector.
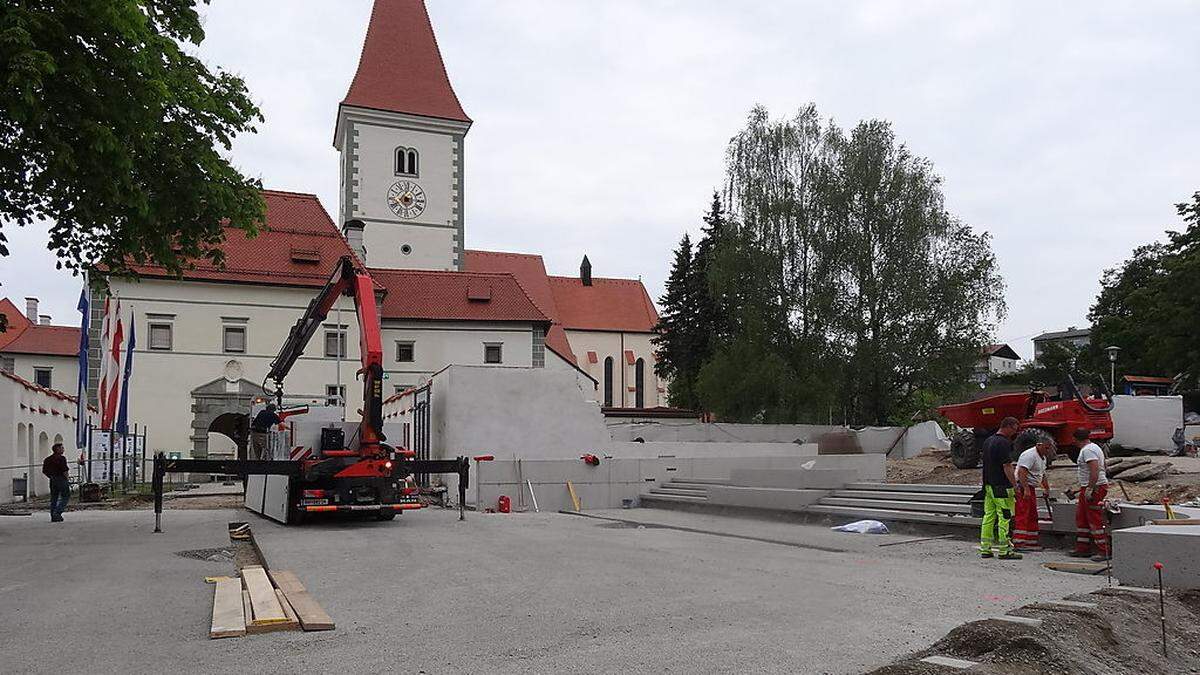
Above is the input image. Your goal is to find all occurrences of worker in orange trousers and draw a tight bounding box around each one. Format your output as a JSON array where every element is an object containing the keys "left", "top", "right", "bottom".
[
  {"left": 1068, "top": 427, "right": 1110, "bottom": 561},
  {"left": 1013, "top": 435, "right": 1054, "bottom": 552}
]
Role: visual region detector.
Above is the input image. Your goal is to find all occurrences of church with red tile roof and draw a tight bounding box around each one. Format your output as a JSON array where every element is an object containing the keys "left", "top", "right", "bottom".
[{"left": 46, "top": 0, "right": 665, "bottom": 459}]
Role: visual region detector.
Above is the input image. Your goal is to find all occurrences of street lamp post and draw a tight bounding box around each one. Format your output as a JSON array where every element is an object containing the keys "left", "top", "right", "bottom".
[{"left": 1105, "top": 345, "right": 1122, "bottom": 391}]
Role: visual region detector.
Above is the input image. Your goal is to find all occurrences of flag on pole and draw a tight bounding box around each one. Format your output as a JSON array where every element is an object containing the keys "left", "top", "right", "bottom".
[
  {"left": 75, "top": 287, "right": 90, "bottom": 449},
  {"left": 99, "top": 297, "right": 124, "bottom": 430},
  {"left": 116, "top": 309, "right": 135, "bottom": 437},
  {"left": 97, "top": 296, "right": 112, "bottom": 428}
]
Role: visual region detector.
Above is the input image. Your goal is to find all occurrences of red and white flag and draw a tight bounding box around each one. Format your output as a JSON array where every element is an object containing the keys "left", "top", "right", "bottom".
[{"left": 97, "top": 296, "right": 126, "bottom": 430}]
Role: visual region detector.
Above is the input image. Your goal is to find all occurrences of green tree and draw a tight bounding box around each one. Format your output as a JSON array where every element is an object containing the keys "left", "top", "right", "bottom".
[
  {"left": 682, "top": 105, "right": 1004, "bottom": 424},
  {"left": 1089, "top": 190, "right": 1200, "bottom": 387},
  {"left": 0, "top": 0, "right": 266, "bottom": 288},
  {"left": 653, "top": 233, "right": 700, "bottom": 408}
]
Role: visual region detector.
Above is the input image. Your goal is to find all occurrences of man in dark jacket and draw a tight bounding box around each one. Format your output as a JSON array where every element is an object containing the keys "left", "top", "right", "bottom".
[
  {"left": 42, "top": 442, "right": 70, "bottom": 522},
  {"left": 978, "top": 417, "right": 1022, "bottom": 560},
  {"left": 250, "top": 404, "right": 282, "bottom": 460}
]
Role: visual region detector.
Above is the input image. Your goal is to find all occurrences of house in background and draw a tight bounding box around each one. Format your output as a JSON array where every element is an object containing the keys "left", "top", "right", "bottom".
[
  {"left": 972, "top": 343, "right": 1021, "bottom": 383},
  {"left": 1119, "top": 375, "right": 1174, "bottom": 397},
  {"left": 1032, "top": 326, "right": 1091, "bottom": 363},
  {"left": 0, "top": 297, "right": 80, "bottom": 391}
]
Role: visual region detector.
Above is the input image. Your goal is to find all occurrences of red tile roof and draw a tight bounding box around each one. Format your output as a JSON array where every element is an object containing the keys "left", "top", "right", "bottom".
[
  {"left": 0, "top": 369, "right": 94, "bottom": 412},
  {"left": 341, "top": 0, "right": 470, "bottom": 123},
  {"left": 0, "top": 298, "right": 79, "bottom": 357},
  {"left": 548, "top": 276, "right": 660, "bottom": 333},
  {"left": 463, "top": 250, "right": 578, "bottom": 364},
  {"left": 370, "top": 269, "right": 549, "bottom": 323},
  {"left": 126, "top": 190, "right": 363, "bottom": 288}
]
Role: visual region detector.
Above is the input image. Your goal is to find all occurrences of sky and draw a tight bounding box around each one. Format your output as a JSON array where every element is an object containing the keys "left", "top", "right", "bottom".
[{"left": 2, "top": 0, "right": 1198, "bottom": 362}]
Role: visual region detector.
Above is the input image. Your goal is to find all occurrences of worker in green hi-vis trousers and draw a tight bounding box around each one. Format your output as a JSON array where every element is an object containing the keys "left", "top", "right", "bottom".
[{"left": 978, "top": 417, "right": 1023, "bottom": 560}]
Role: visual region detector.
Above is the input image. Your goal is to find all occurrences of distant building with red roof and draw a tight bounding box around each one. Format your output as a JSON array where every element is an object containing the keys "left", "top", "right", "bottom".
[{"left": 1, "top": 296, "right": 81, "bottom": 392}]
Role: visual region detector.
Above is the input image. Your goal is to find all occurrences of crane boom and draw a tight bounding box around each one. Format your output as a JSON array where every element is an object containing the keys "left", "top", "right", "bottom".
[{"left": 267, "top": 254, "right": 386, "bottom": 457}]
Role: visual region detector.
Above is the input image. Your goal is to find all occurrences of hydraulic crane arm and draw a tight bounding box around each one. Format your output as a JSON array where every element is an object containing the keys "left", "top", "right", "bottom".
[{"left": 267, "top": 255, "right": 386, "bottom": 457}]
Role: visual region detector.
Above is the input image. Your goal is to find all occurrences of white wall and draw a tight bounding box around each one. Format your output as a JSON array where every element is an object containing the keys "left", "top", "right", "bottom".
[
  {"left": 380, "top": 320, "right": 534, "bottom": 394},
  {"left": 565, "top": 330, "right": 663, "bottom": 408},
  {"left": 107, "top": 278, "right": 365, "bottom": 458},
  {"left": 8, "top": 353, "right": 78, "bottom": 392},
  {"left": 1111, "top": 394, "right": 1183, "bottom": 452},
  {"left": 1, "top": 373, "right": 92, "bottom": 503}
]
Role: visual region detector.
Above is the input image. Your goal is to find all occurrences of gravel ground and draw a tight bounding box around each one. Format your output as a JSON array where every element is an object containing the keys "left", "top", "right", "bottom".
[{"left": 0, "top": 504, "right": 1111, "bottom": 674}]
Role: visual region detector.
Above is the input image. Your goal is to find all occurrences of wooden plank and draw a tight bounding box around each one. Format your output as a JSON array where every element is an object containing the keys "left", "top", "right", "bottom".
[
  {"left": 567, "top": 481, "right": 581, "bottom": 512},
  {"left": 275, "top": 589, "right": 301, "bottom": 630},
  {"left": 268, "top": 569, "right": 305, "bottom": 595},
  {"left": 242, "top": 590, "right": 253, "bottom": 624},
  {"left": 279, "top": 586, "right": 335, "bottom": 631},
  {"left": 242, "top": 567, "right": 287, "bottom": 625},
  {"left": 210, "top": 577, "right": 245, "bottom": 639},
  {"left": 1149, "top": 518, "right": 1200, "bottom": 525}
]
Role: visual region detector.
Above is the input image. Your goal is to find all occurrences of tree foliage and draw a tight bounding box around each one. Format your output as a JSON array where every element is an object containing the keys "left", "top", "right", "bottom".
[
  {"left": 1088, "top": 191, "right": 1200, "bottom": 387},
  {"left": 0, "top": 0, "right": 266, "bottom": 286},
  {"left": 657, "top": 105, "right": 1005, "bottom": 425}
]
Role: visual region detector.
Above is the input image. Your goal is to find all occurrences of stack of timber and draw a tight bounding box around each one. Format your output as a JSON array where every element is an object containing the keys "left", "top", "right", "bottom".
[{"left": 209, "top": 566, "right": 334, "bottom": 639}]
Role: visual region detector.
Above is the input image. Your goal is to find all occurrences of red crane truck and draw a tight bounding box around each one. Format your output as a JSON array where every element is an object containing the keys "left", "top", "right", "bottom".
[{"left": 152, "top": 250, "right": 469, "bottom": 530}]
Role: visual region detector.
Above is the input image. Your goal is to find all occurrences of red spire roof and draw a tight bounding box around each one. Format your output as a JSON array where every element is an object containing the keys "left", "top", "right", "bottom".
[{"left": 341, "top": 0, "right": 470, "bottom": 123}]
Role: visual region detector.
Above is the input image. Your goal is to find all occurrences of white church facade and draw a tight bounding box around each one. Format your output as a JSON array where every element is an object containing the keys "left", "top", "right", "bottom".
[{"left": 73, "top": 0, "right": 663, "bottom": 460}]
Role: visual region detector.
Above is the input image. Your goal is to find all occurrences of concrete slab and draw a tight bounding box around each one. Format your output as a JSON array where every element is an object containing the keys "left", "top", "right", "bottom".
[
  {"left": 1044, "top": 600, "right": 1098, "bottom": 609},
  {"left": 729, "top": 468, "right": 856, "bottom": 490},
  {"left": 706, "top": 485, "right": 827, "bottom": 511},
  {"left": 1112, "top": 524, "right": 1200, "bottom": 589},
  {"left": 919, "top": 655, "right": 978, "bottom": 669}
]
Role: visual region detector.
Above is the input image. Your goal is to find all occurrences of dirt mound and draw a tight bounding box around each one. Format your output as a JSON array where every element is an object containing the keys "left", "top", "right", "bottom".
[{"left": 866, "top": 588, "right": 1200, "bottom": 674}]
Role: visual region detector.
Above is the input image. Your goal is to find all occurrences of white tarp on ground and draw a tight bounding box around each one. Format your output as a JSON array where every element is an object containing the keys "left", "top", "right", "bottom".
[{"left": 1110, "top": 394, "right": 1183, "bottom": 453}]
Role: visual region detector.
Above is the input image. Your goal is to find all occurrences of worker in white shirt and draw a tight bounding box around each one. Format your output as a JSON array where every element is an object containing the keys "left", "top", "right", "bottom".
[
  {"left": 1012, "top": 434, "right": 1054, "bottom": 552},
  {"left": 1068, "top": 427, "right": 1110, "bottom": 561}
]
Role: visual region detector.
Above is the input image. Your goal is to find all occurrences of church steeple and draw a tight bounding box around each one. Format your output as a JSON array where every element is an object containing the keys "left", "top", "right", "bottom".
[{"left": 340, "top": 0, "right": 470, "bottom": 123}]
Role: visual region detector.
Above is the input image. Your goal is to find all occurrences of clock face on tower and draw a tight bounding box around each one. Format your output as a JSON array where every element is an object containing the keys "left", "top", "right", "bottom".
[{"left": 387, "top": 180, "right": 426, "bottom": 219}]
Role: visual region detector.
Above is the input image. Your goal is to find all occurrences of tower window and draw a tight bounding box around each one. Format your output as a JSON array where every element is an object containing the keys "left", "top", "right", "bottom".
[
  {"left": 395, "top": 146, "right": 419, "bottom": 176},
  {"left": 603, "top": 356, "right": 614, "bottom": 407}
]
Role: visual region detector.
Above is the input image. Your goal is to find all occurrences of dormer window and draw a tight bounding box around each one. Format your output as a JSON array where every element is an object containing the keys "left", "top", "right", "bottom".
[{"left": 395, "top": 146, "right": 419, "bottom": 176}]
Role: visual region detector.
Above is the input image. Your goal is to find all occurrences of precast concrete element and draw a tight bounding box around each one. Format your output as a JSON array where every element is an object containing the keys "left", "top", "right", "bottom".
[
  {"left": 605, "top": 419, "right": 949, "bottom": 458},
  {"left": 1110, "top": 394, "right": 1183, "bottom": 453},
  {"left": 994, "top": 615, "right": 1043, "bottom": 628},
  {"left": 1044, "top": 600, "right": 1098, "bottom": 609},
  {"left": 728, "top": 468, "right": 856, "bottom": 490},
  {"left": 704, "top": 485, "right": 827, "bottom": 511},
  {"left": 1112, "top": 524, "right": 1200, "bottom": 589},
  {"left": 1108, "top": 503, "right": 1200, "bottom": 530},
  {"left": 605, "top": 441, "right": 819, "bottom": 460}
]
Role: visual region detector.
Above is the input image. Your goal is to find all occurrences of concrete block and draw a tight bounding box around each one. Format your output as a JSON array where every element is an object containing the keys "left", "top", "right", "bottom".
[
  {"left": 1110, "top": 585, "right": 1160, "bottom": 595},
  {"left": 705, "top": 486, "right": 827, "bottom": 512},
  {"left": 994, "top": 615, "right": 1043, "bottom": 628},
  {"left": 919, "top": 655, "right": 977, "bottom": 670},
  {"left": 1109, "top": 503, "right": 1200, "bottom": 530},
  {"left": 1112, "top": 524, "right": 1200, "bottom": 589},
  {"left": 805, "top": 454, "right": 886, "bottom": 481},
  {"left": 1044, "top": 600, "right": 1097, "bottom": 609}
]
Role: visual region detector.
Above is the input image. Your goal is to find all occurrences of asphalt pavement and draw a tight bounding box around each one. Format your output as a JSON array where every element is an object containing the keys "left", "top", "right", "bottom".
[{"left": 0, "top": 505, "right": 1109, "bottom": 673}]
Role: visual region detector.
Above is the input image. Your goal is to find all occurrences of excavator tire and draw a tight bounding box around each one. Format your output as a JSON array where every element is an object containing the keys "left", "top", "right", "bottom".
[{"left": 950, "top": 429, "right": 981, "bottom": 469}]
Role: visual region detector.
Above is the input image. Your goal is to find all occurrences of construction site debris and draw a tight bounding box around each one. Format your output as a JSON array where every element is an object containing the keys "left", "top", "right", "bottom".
[
  {"left": 831, "top": 519, "right": 888, "bottom": 534},
  {"left": 1117, "top": 462, "right": 1173, "bottom": 483}
]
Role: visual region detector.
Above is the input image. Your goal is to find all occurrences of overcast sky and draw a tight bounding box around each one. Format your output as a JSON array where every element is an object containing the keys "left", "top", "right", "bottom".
[{"left": 3, "top": 1, "right": 1198, "bottom": 361}]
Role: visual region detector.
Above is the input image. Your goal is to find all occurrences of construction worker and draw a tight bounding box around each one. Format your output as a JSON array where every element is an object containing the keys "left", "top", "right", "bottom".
[
  {"left": 1069, "top": 427, "right": 1110, "bottom": 561},
  {"left": 1012, "top": 435, "right": 1054, "bottom": 552},
  {"left": 249, "top": 403, "right": 281, "bottom": 460},
  {"left": 979, "top": 417, "right": 1022, "bottom": 560}
]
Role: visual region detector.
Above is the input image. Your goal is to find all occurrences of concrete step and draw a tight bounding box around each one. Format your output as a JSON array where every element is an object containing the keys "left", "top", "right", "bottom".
[
  {"left": 807, "top": 503, "right": 981, "bottom": 527},
  {"left": 845, "top": 482, "right": 978, "bottom": 495},
  {"left": 650, "top": 487, "right": 708, "bottom": 497},
  {"left": 643, "top": 487, "right": 705, "bottom": 499},
  {"left": 663, "top": 481, "right": 722, "bottom": 490},
  {"left": 830, "top": 490, "right": 972, "bottom": 504},
  {"left": 819, "top": 497, "right": 972, "bottom": 515},
  {"left": 663, "top": 478, "right": 729, "bottom": 485}
]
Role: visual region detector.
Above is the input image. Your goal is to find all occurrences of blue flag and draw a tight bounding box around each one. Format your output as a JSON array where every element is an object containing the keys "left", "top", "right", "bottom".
[
  {"left": 115, "top": 309, "right": 135, "bottom": 437},
  {"left": 76, "top": 287, "right": 89, "bottom": 448}
]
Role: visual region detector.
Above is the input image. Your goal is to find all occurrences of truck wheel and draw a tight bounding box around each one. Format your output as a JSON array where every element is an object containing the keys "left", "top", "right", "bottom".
[
  {"left": 950, "top": 430, "right": 981, "bottom": 469},
  {"left": 376, "top": 509, "right": 397, "bottom": 521}
]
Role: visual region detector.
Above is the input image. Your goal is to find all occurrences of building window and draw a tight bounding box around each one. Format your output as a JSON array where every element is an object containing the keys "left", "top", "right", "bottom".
[
  {"left": 34, "top": 368, "right": 52, "bottom": 388},
  {"left": 634, "top": 358, "right": 645, "bottom": 408},
  {"left": 148, "top": 323, "right": 173, "bottom": 351},
  {"left": 484, "top": 343, "right": 503, "bottom": 364},
  {"left": 325, "top": 384, "right": 346, "bottom": 407},
  {"left": 395, "top": 146, "right": 419, "bottom": 176},
  {"left": 324, "top": 330, "right": 347, "bottom": 358},
  {"left": 603, "top": 356, "right": 614, "bottom": 407},
  {"left": 396, "top": 341, "right": 415, "bottom": 363},
  {"left": 223, "top": 325, "right": 246, "bottom": 354}
]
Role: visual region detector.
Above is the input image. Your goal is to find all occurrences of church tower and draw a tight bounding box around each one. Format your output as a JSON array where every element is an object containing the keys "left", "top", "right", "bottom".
[{"left": 335, "top": 0, "right": 471, "bottom": 270}]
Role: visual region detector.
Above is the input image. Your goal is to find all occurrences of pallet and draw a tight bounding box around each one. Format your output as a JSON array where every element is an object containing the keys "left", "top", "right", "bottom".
[{"left": 269, "top": 570, "right": 335, "bottom": 631}]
